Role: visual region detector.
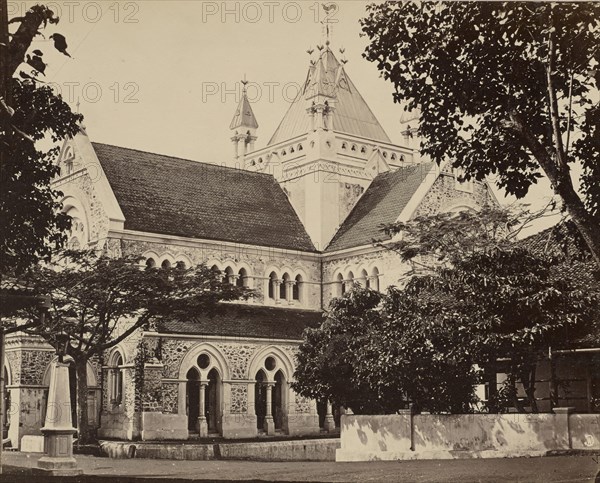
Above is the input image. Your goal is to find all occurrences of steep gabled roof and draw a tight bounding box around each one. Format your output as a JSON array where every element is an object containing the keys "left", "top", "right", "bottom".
[
  {"left": 157, "top": 304, "right": 324, "bottom": 340},
  {"left": 326, "top": 163, "right": 434, "bottom": 252},
  {"left": 268, "top": 48, "right": 391, "bottom": 145},
  {"left": 93, "top": 143, "right": 315, "bottom": 252}
]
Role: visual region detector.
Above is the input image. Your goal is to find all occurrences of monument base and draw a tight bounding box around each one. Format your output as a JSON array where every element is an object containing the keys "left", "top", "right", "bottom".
[{"left": 38, "top": 456, "right": 83, "bottom": 476}]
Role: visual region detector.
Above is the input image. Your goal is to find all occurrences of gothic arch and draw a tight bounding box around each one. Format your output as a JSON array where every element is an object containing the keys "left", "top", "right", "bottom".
[
  {"left": 443, "top": 200, "right": 479, "bottom": 214},
  {"left": 178, "top": 342, "right": 230, "bottom": 381},
  {"left": 142, "top": 251, "right": 160, "bottom": 267},
  {"left": 107, "top": 345, "right": 128, "bottom": 365},
  {"left": 247, "top": 346, "right": 294, "bottom": 383}
]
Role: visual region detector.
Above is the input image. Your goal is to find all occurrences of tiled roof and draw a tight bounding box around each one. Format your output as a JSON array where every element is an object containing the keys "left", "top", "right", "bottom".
[
  {"left": 156, "top": 304, "right": 324, "bottom": 340},
  {"left": 93, "top": 143, "right": 315, "bottom": 252},
  {"left": 269, "top": 49, "right": 391, "bottom": 145},
  {"left": 326, "top": 163, "right": 434, "bottom": 252}
]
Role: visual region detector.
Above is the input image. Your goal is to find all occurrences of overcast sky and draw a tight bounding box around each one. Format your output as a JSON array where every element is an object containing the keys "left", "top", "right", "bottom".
[{"left": 13, "top": 0, "right": 566, "bottom": 235}]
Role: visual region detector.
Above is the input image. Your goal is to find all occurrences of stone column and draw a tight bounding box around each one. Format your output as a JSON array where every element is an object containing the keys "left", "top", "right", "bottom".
[
  {"left": 286, "top": 281, "right": 294, "bottom": 304},
  {"left": 273, "top": 280, "right": 281, "bottom": 305},
  {"left": 37, "top": 361, "right": 82, "bottom": 476},
  {"left": 198, "top": 381, "right": 208, "bottom": 437},
  {"left": 323, "top": 400, "right": 335, "bottom": 432},
  {"left": 264, "top": 383, "right": 275, "bottom": 435}
]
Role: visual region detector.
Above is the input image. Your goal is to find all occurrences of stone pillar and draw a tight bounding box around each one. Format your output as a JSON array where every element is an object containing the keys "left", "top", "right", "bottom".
[
  {"left": 37, "top": 361, "right": 82, "bottom": 476},
  {"left": 286, "top": 281, "right": 294, "bottom": 305},
  {"left": 198, "top": 381, "right": 208, "bottom": 437},
  {"left": 554, "top": 406, "right": 576, "bottom": 450},
  {"left": 231, "top": 135, "right": 240, "bottom": 159},
  {"left": 323, "top": 400, "right": 335, "bottom": 432},
  {"left": 247, "top": 135, "right": 257, "bottom": 152},
  {"left": 264, "top": 383, "right": 275, "bottom": 435},
  {"left": 273, "top": 280, "right": 281, "bottom": 305}
]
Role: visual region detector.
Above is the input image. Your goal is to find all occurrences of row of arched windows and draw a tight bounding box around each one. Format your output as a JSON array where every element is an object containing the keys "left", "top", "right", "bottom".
[
  {"left": 248, "top": 144, "right": 304, "bottom": 167},
  {"left": 340, "top": 143, "right": 405, "bottom": 162},
  {"left": 335, "top": 267, "right": 380, "bottom": 296},
  {"left": 213, "top": 265, "right": 251, "bottom": 288},
  {"left": 268, "top": 271, "right": 303, "bottom": 304},
  {"left": 146, "top": 258, "right": 187, "bottom": 269}
]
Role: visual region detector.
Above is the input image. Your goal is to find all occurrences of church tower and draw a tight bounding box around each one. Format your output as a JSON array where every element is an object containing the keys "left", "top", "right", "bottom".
[
  {"left": 230, "top": 79, "right": 259, "bottom": 167},
  {"left": 239, "top": 44, "right": 417, "bottom": 250}
]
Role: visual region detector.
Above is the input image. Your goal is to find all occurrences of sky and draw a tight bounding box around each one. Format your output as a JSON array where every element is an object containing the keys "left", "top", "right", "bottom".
[{"left": 11, "top": 0, "right": 568, "bottom": 235}]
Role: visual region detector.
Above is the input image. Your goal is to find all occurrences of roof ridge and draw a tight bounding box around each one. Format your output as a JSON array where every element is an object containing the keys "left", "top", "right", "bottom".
[{"left": 91, "top": 142, "right": 276, "bottom": 178}]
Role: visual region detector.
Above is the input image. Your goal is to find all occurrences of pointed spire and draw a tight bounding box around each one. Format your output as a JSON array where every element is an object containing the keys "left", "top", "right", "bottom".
[{"left": 230, "top": 77, "right": 259, "bottom": 130}]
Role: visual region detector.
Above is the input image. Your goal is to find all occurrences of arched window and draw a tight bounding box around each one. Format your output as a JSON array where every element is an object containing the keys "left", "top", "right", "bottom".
[
  {"left": 280, "top": 273, "right": 290, "bottom": 301},
  {"left": 360, "top": 269, "right": 369, "bottom": 288},
  {"left": 175, "top": 260, "right": 187, "bottom": 270},
  {"left": 111, "top": 353, "right": 124, "bottom": 405},
  {"left": 224, "top": 266, "right": 234, "bottom": 285},
  {"left": 371, "top": 267, "right": 380, "bottom": 291},
  {"left": 146, "top": 258, "right": 156, "bottom": 269},
  {"left": 293, "top": 274, "right": 302, "bottom": 301},
  {"left": 337, "top": 273, "right": 345, "bottom": 296},
  {"left": 391, "top": 153, "right": 397, "bottom": 161},
  {"left": 161, "top": 260, "right": 172, "bottom": 269},
  {"left": 237, "top": 268, "right": 248, "bottom": 288},
  {"left": 268, "top": 272, "right": 278, "bottom": 299},
  {"left": 290, "top": 146, "right": 295, "bottom": 153},
  {"left": 297, "top": 144, "right": 303, "bottom": 151}
]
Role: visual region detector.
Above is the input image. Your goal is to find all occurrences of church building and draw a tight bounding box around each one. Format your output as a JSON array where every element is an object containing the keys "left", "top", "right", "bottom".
[{"left": 4, "top": 42, "right": 502, "bottom": 447}]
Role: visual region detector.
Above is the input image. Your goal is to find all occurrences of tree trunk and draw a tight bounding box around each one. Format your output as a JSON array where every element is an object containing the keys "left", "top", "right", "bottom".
[
  {"left": 74, "top": 357, "right": 92, "bottom": 445},
  {"left": 509, "top": 111, "right": 600, "bottom": 270}
]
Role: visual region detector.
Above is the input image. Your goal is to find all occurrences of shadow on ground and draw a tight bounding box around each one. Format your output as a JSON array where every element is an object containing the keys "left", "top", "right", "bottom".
[{"left": 0, "top": 466, "right": 326, "bottom": 483}]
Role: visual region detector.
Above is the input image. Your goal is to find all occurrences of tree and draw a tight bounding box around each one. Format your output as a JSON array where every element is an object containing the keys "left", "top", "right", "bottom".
[
  {"left": 293, "top": 286, "right": 480, "bottom": 414},
  {"left": 1, "top": 4, "right": 82, "bottom": 274},
  {"left": 294, "top": 209, "right": 598, "bottom": 414},
  {"left": 385, "top": 208, "right": 599, "bottom": 412},
  {"left": 360, "top": 2, "right": 600, "bottom": 267},
  {"left": 17, "top": 250, "right": 251, "bottom": 443}
]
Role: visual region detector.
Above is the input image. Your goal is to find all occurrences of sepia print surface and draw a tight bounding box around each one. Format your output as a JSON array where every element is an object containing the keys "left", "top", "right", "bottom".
[{"left": 1, "top": 1, "right": 599, "bottom": 481}]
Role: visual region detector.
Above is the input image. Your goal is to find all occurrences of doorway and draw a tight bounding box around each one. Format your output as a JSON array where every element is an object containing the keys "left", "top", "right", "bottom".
[
  {"left": 186, "top": 368, "right": 200, "bottom": 432},
  {"left": 205, "top": 368, "right": 220, "bottom": 433},
  {"left": 255, "top": 370, "right": 267, "bottom": 431}
]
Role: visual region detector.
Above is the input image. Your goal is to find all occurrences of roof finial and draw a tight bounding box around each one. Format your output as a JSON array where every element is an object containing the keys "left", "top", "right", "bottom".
[
  {"left": 321, "top": 3, "right": 337, "bottom": 47},
  {"left": 241, "top": 73, "right": 249, "bottom": 94}
]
